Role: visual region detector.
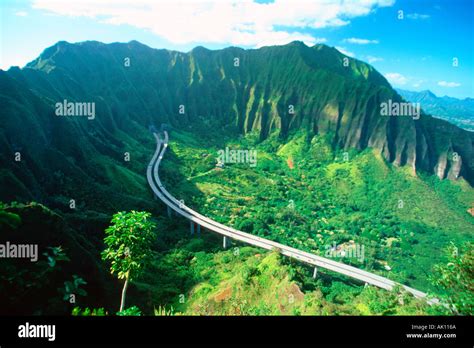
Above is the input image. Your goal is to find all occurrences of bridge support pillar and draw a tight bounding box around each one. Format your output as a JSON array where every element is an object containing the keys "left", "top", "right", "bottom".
[
  {"left": 197, "top": 224, "right": 201, "bottom": 235},
  {"left": 223, "top": 236, "right": 230, "bottom": 249},
  {"left": 167, "top": 206, "right": 172, "bottom": 218},
  {"left": 312, "top": 267, "right": 318, "bottom": 279},
  {"left": 190, "top": 221, "right": 195, "bottom": 235}
]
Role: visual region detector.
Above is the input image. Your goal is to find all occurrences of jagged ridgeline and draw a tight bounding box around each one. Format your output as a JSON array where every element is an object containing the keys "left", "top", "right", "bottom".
[{"left": 0, "top": 40, "right": 473, "bottom": 205}]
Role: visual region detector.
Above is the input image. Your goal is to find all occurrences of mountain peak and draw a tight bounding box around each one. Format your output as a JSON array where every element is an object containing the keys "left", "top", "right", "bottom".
[
  {"left": 419, "top": 89, "right": 437, "bottom": 98},
  {"left": 191, "top": 45, "right": 211, "bottom": 53},
  {"left": 287, "top": 40, "right": 308, "bottom": 47}
]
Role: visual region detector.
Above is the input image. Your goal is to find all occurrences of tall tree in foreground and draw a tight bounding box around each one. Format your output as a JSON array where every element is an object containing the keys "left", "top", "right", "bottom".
[
  {"left": 431, "top": 242, "right": 473, "bottom": 315},
  {"left": 102, "top": 211, "right": 156, "bottom": 311}
]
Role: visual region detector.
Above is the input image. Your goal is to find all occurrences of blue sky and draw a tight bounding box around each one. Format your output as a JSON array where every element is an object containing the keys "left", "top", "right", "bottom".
[{"left": 1, "top": 0, "right": 473, "bottom": 98}]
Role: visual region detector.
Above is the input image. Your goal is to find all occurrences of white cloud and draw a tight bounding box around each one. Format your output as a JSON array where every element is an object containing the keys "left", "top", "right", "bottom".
[
  {"left": 31, "top": 0, "right": 395, "bottom": 47},
  {"left": 15, "top": 11, "right": 28, "bottom": 17},
  {"left": 366, "top": 55, "right": 383, "bottom": 63},
  {"left": 407, "top": 13, "right": 430, "bottom": 20},
  {"left": 344, "top": 37, "right": 379, "bottom": 44},
  {"left": 412, "top": 80, "right": 425, "bottom": 88},
  {"left": 438, "top": 81, "right": 461, "bottom": 88},
  {"left": 335, "top": 46, "right": 355, "bottom": 57},
  {"left": 385, "top": 72, "right": 408, "bottom": 85}
]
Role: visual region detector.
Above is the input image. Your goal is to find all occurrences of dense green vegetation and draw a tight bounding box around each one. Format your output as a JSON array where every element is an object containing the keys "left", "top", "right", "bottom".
[
  {"left": 160, "top": 129, "right": 474, "bottom": 293},
  {"left": 171, "top": 249, "right": 429, "bottom": 315},
  {"left": 430, "top": 242, "right": 473, "bottom": 315},
  {"left": 0, "top": 202, "right": 98, "bottom": 314},
  {"left": 0, "top": 194, "right": 471, "bottom": 316}
]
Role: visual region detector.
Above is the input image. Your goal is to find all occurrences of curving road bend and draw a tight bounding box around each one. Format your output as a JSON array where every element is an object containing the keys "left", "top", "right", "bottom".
[{"left": 147, "top": 131, "right": 438, "bottom": 305}]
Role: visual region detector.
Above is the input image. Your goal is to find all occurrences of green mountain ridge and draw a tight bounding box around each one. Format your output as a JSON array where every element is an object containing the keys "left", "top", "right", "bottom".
[{"left": 1, "top": 40, "right": 473, "bottom": 205}]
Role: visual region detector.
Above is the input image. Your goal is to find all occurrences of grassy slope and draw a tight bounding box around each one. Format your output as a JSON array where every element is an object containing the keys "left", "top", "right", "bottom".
[
  {"left": 181, "top": 249, "right": 429, "bottom": 315},
  {"left": 133, "top": 234, "right": 430, "bottom": 315}
]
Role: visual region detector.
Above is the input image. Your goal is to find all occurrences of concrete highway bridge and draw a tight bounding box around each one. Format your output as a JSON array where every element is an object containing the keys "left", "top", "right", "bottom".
[{"left": 147, "top": 131, "right": 438, "bottom": 305}]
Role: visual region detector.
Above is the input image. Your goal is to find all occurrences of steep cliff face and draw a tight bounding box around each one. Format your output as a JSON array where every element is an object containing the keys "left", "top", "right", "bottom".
[{"left": 1, "top": 40, "right": 473, "bottom": 203}]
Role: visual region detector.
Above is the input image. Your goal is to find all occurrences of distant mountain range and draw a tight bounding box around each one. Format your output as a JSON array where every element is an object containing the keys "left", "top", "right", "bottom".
[{"left": 396, "top": 89, "right": 474, "bottom": 132}]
